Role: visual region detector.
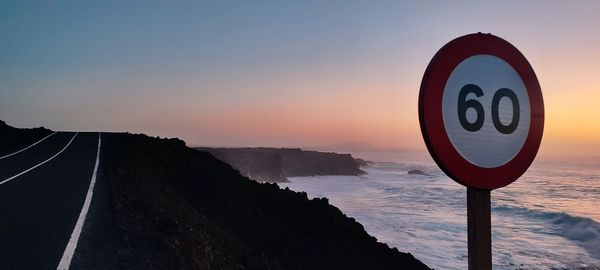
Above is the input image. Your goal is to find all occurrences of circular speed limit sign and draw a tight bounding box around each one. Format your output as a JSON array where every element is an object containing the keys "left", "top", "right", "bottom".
[{"left": 419, "top": 33, "right": 544, "bottom": 190}]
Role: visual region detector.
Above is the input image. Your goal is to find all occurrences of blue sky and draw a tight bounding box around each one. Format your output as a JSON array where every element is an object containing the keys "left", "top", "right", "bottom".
[{"left": 1, "top": 1, "right": 599, "bottom": 154}]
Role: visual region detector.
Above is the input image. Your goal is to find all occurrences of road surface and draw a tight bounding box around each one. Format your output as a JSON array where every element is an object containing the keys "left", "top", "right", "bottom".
[{"left": 0, "top": 132, "right": 117, "bottom": 269}]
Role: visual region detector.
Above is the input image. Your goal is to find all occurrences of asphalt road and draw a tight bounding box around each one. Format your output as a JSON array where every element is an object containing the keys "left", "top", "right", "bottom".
[{"left": 0, "top": 132, "right": 117, "bottom": 269}]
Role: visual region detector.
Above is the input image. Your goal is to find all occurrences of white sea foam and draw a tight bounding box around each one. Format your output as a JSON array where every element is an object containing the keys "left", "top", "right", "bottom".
[{"left": 280, "top": 154, "right": 600, "bottom": 270}]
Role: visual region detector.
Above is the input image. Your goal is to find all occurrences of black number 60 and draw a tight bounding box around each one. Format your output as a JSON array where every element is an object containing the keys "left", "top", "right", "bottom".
[{"left": 457, "top": 84, "right": 520, "bottom": 134}]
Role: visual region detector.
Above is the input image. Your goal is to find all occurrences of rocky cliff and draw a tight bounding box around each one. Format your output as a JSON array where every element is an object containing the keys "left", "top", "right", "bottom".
[
  {"left": 104, "top": 133, "right": 431, "bottom": 270},
  {"left": 1, "top": 120, "right": 431, "bottom": 270},
  {"left": 198, "top": 147, "right": 365, "bottom": 182}
]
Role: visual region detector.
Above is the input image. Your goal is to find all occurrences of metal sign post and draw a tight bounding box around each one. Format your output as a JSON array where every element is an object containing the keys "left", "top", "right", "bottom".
[
  {"left": 418, "top": 33, "right": 544, "bottom": 270},
  {"left": 467, "top": 188, "right": 491, "bottom": 270}
]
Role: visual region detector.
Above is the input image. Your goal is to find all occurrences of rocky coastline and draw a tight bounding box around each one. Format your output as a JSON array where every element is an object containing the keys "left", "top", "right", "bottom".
[{"left": 198, "top": 147, "right": 366, "bottom": 183}]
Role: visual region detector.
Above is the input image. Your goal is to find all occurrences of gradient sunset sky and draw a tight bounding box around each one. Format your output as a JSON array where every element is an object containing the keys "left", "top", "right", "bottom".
[{"left": 1, "top": 1, "right": 599, "bottom": 156}]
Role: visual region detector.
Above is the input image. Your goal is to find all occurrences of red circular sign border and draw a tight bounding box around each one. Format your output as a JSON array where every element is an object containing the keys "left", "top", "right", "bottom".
[{"left": 419, "top": 33, "right": 544, "bottom": 190}]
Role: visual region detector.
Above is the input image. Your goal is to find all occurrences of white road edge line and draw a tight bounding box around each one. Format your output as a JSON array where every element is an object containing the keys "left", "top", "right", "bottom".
[
  {"left": 0, "top": 132, "right": 78, "bottom": 186},
  {"left": 0, "top": 131, "right": 58, "bottom": 160},
  {"left": 57, "top": 133, "right": 101, "bottom": 270}
]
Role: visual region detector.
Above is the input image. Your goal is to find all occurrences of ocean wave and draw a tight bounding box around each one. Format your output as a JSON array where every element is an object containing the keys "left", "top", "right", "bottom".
[{"left": 494, "top": 205, "right": 600, "bottom": 259}]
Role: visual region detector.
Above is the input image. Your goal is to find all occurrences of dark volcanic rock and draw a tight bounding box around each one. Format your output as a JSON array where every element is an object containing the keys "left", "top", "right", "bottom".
[
  {"left": 0, "top": 120, "right": 52, "bottom": 156},
  {"left": 198, "top": 147, "right": 366, "bottom": 183},
  {"left": 355, "top": 158, "right": 374, "bottom": 167},
  {"left": 198, "top": 147, "right": 288, "bottom": 182},
  {"left": 104, "top": 133, "right": 431, "bottom": 270}
]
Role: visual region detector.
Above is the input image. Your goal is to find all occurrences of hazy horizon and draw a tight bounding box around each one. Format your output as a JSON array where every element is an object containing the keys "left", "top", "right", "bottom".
[{"left": 2, "top": 1, "right": 600, "bottom": 156}]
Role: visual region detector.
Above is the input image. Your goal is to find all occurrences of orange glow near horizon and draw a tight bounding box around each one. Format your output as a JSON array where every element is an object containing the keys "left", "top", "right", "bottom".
[
  {"left": 182, "top": 73, "right": 423, "bottom": 149},
  {"left": 2, "top": 2, "right": 600, "bottom": 157}
]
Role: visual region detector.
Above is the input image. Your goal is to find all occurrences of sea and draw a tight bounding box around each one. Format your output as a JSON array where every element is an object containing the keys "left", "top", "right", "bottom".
[{"left": 279, "top": 151, "right": 600, "bottom": 270}]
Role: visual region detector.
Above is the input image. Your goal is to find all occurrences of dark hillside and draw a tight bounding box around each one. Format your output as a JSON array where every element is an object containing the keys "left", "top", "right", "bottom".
[
  {"left": 0, "top": 120, "right": 52, "bottom": 155},
  {"left": 103, "top": 133, "right": 430, "bottom": 270}
]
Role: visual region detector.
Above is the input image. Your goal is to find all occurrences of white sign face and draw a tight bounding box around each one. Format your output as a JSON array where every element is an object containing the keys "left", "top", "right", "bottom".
[{"left": 442, "top": 55, "right": 531, "bottom": 168}]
